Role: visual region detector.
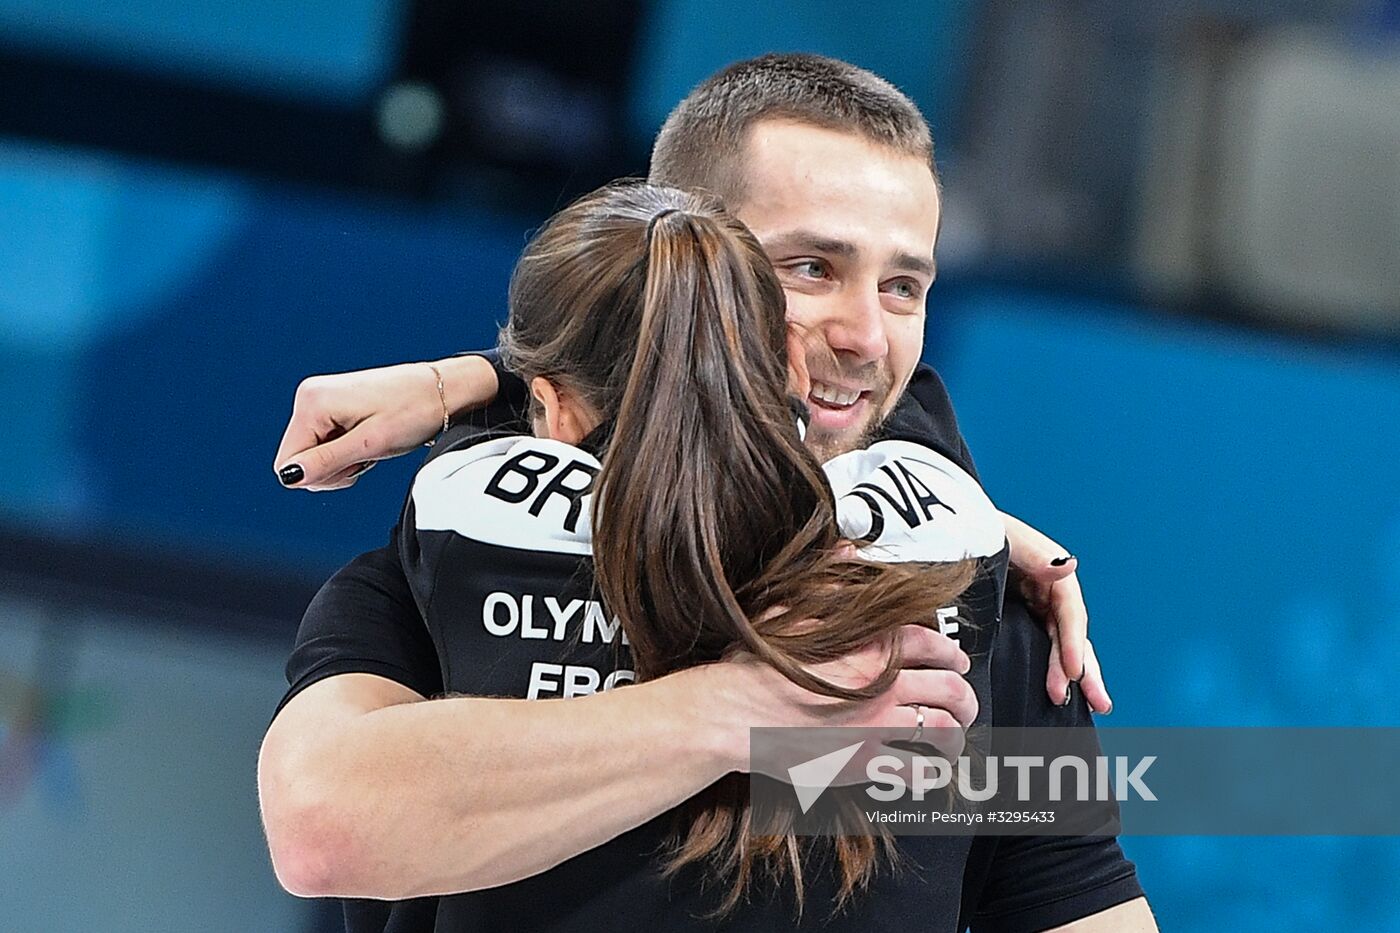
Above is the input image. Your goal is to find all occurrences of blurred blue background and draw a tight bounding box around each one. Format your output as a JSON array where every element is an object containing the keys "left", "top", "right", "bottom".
[{"left": 1, "top": 0, "right": 1398, "bottom": 930}]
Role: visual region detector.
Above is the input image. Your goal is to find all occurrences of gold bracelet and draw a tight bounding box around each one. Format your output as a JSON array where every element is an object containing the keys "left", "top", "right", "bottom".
[{"left": 423, "top": 362, "right": 450, "bottom": 448}]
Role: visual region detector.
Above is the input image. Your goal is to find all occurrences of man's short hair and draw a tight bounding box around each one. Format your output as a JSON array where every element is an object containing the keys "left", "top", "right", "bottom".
[{"left": 648, "top": 52, "right": 938, "bottom": 206}]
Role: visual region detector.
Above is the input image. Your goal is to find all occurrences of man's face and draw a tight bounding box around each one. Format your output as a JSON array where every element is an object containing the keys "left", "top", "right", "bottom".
[{"left": 733, "top": 119, "right": 941, "bottom": 462}]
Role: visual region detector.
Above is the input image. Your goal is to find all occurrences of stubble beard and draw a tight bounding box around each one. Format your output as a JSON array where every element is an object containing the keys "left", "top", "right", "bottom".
[
  {"left": 801, "top": 355, "right": 898, "bottom": 463},
  {"left": 803, "top": 398, "right": 888, "bottom": 464}
]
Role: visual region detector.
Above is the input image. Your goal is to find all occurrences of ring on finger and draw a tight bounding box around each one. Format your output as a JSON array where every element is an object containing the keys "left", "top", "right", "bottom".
[{"left": 909, "top": 704, "right": 925, "bottom": 744}]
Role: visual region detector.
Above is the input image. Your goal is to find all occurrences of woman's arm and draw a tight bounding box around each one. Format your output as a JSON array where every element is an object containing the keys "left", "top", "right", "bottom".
[
  {"left": 272, "top": 354, "right": 501, "bottom": 490},
  {"left": 893, "top": 366, "right": 1110, "bottom": 714}
]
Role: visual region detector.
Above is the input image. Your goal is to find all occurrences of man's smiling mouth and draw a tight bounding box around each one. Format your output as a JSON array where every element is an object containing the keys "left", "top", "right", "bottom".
[{"left": 809, "top": 380, "right": 870, "bottom": 411}]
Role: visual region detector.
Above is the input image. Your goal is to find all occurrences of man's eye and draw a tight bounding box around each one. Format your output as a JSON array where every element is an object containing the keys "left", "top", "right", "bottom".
[
  {"left": 793, "top": 260, "right": 828, "bottom": 279},
  {"left": 887, "top": 279, "right": 923, "bottom": 300}
]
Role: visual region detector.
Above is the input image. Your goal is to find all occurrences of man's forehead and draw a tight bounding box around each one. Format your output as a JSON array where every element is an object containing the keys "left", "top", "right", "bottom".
[
  {"left": 734, "top": 121, "right": 941, "bottom": 260},
  {"left": 737, "top": 119, "right": 936, "bottom": 193}
]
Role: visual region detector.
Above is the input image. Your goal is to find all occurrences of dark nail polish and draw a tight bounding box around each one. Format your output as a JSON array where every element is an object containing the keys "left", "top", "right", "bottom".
[
  {"left": 278, "top": 463, "right": 305, "bottom": 487},
  {"left": 1051, "top": 554, "right": 1076, "bottom": 567},
  {"left": 1061, "top": 683, "right": 1073, "bottom": 707}
]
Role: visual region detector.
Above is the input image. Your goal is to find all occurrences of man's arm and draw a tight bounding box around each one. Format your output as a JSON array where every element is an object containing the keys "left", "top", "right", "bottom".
[
  {"left": 259, "top": 625, "right": 975, "bottom": 901},
  {"left": 261, "top": 531, "right": 978, "bottom": 904},
  {"left": 263, "top": 477, "right": 743, "bottom": 902},
  {"left": 259, "top": 665, "right": 732, "bottom": 900}
]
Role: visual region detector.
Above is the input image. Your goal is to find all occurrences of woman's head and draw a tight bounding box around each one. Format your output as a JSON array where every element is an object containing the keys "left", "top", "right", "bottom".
[
  {"left": 501, "top": 181, "right": 972, "bottom": 915},
  {"left": 502, "top": 182, "right": 793, "bottom": 449}
]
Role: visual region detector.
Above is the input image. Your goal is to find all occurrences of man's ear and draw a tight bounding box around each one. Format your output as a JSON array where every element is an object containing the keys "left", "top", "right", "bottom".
[{"left": 530, "top": 376, "right": 591, "bottom": 445}]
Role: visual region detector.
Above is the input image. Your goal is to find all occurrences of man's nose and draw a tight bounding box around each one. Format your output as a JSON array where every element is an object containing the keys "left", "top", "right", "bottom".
[{"left": 822, "top": 286, "right": 889, "bottom": 364}]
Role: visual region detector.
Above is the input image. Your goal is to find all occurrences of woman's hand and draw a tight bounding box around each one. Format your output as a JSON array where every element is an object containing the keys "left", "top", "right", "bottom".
[
  {"left": 272, "top": 356, "right": 497, "bottom": 490},
  {"left": 1001, "top": 512, "right": 1112, "bottom": 714}
]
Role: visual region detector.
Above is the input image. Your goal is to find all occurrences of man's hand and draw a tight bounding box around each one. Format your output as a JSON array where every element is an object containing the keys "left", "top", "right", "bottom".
[
  {"left": 1001, "top": 512, "right": 1112, "bottom": 715},
  {"left": 273, "top": 356, "right": 498, "bottom": 491}
]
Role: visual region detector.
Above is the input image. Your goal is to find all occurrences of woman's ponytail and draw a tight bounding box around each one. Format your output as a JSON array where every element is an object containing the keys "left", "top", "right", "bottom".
[{"left": 593, "top": 206, "right": 818, "bottom": 681}]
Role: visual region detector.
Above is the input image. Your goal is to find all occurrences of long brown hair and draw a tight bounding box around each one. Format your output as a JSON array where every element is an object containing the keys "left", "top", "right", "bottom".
[{"left": 501, "top": 181, "right": 972, "bottom": 914}]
